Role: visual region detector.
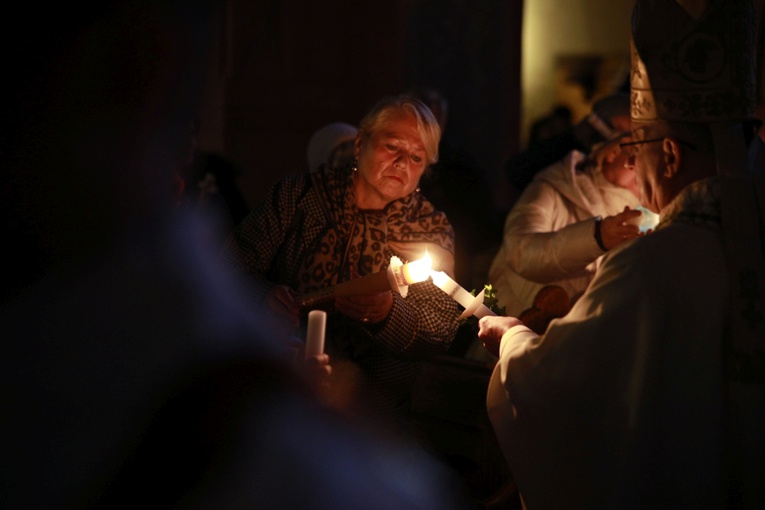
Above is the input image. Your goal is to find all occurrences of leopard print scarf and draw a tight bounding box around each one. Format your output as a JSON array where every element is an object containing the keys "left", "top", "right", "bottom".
[{"left": 298, "top": 166, "right": 455, "bottom": 288}]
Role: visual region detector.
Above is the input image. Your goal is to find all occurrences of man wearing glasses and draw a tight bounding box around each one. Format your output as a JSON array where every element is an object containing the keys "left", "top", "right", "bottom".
[{"left": 478, "top": 1, "right": 765, "bottom": 508}]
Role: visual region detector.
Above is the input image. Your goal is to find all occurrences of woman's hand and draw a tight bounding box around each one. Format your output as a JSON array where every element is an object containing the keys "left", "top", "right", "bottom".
[
  {"left": 478, "top": 316, "right": 524, "bottom": 357},
  {"left": 335, "top": 290, "right": 394, "bottom": 325},
  {"left": 600, "top": 207, "right": 642, "bottom": 250},
  {"left": 334, "top": 268, "right": 394, "bottom": 325}
]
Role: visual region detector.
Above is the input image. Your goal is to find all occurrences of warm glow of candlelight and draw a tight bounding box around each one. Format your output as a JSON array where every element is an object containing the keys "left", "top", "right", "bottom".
[
  {"left": 402, "top": 250, "right": 432, "bottom": 284},
  {"left": 430, "top": 270, "right": 474, "bottom": 307},
  {"left": 387, "top": 251, "right": 433, "bottom": 297}
]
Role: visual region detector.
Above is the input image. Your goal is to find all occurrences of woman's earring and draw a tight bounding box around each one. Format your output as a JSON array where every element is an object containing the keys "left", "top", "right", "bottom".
[
  {"left": 351, "top": 159, "right": 358, "bottom": 172},
  {"left": 415, "top": 185, "right": 421, "bottom": 193}
]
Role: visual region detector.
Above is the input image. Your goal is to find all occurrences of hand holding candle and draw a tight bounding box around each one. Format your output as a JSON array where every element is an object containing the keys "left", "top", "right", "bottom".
[
  {"left": 334, "top": 267, "right": 394, "bottom": 324},
  {"left": 301, "top": 310, "right": 332, "bottom": 395},
  {"left": 296, "top": 252, "right": 433, "bottom": 308}
]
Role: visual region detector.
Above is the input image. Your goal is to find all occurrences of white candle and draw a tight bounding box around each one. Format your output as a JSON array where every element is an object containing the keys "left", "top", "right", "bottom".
[
  {"left": 401, "top": 251, "right": 432, "bottom": 284},
  {"left": 304, "top": 310, "right": 327, "bottom": 359},
  {"left": 387, "top": 253, "right": 433, "bottom": 298},
  {"left": 430, "top": 271, "right": 475, "bottom": 308},
  {"left": 430, "top": 270, "right": 495, "bottom": 318}
]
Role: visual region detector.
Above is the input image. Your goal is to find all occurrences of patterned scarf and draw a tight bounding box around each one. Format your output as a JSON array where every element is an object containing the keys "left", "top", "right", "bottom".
[{"left": 297, "top": 167, "right": 455, "bottom": 290}]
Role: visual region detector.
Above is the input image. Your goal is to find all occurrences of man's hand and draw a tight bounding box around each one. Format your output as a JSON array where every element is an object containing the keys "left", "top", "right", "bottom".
[
  {"left": 478, "top": 316, "right": 524, "bottom": 357},
  {"left": 600, "top": 207, "right": 642, "bottom": 250}
]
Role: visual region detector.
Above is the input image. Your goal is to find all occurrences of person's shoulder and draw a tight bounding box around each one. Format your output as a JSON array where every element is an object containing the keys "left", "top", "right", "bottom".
[
  {"left": 308, "top": 164, "right": 353, "bottom": 189},
  {"left": 401, "top": 194, "right": 455, "bottom": 245},
  {"left": 279, "top": 170, "right": 312, "bottom": 188},
  {"left": 412, "top": 191, "right": 447, "bottom": 217},
  {"left": 602, "top": 221, "right": 721, "bottom": 278},
  {"left": 421, "top": 199, "right": 454, "bottom": 233},
  {"left": 522, "top": 150, "right": 588, "bottom": 204},
  {"left": 516, "top": 158, "right": 577, "bottom": 206},
  {"left": 531, "top": 150, "right": 581, "bottom": 183},
  {"left": 266, "top": 171, "right": 315, "bottom": 201}
]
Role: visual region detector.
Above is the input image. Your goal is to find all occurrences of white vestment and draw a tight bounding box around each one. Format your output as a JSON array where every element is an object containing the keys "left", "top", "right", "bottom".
[{"left": 487, "top": 177, "right": 765, "bottom": 509}]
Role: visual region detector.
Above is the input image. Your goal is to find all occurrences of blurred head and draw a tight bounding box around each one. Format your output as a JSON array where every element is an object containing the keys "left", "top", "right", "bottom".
[
  {"left": 353, "top": 96, "right": 441, "bottom": 209},
  {"left": 592, "top": 134, "right": 639, "bottom": 198},
  {"left": 306, "top": 122, "right": 359, "bottom": 171},
  {"left": 403, "top": 87, "right": 449, "bottom": 132},
  {"left": 576, "top": 93, "right": 631, "bottom": 150},
  {"left": 591, "top": 94, "right": 631, "bottom": 134}
]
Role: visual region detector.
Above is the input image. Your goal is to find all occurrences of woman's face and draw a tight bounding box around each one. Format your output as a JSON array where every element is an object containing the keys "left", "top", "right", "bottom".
[{"left": 354, "top": 112, "right": 427, "bottom": 209}]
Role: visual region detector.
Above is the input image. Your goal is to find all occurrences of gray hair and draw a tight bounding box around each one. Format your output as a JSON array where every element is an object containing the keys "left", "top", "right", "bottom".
[{"left": 358, "top": 95, "right": 441, "bottom": 165}]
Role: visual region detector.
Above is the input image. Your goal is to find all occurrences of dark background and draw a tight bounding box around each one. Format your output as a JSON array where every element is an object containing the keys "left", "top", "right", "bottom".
[{"left": 196, "top": 0, "right": 524, "bottom": 211}]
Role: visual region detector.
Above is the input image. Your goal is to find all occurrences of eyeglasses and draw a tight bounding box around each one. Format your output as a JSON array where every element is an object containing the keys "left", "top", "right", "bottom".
[{"left": 619, "top": 137, "right": 697, "bottom": 157}]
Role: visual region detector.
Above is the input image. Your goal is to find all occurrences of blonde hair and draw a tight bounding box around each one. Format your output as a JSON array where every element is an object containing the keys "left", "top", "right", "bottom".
[{"left": 358, "top": 95, "right": 441, "bottom": 165}]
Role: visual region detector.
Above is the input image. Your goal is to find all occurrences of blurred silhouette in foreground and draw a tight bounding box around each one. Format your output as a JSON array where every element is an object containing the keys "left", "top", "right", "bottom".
[{"left": 185, "top": 149, "right": 252, "bottom": 243}]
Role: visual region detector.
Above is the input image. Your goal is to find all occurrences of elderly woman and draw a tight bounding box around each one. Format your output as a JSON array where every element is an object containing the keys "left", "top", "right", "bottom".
[{"left": 225, "top": 95, "right": 460, "bottom": 420}]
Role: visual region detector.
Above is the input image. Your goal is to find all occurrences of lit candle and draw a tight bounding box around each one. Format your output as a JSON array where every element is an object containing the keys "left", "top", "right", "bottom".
[
  {"left": 430, "top": 270, "right": 495, "bottom": 318},
  {"left": 304, "top": 310, "right": 326, "bottom": 359},
  {"left": 388, "top": 251, "right": 432, "bottom": 297}
]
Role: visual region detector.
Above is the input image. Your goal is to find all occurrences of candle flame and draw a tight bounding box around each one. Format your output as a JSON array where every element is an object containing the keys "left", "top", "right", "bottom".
[
  {"left": 430, "top": 269, "right": 448, "bottom": 289},
  {"left": 402, "top": 249, "right": 432, "bottom": 284}
]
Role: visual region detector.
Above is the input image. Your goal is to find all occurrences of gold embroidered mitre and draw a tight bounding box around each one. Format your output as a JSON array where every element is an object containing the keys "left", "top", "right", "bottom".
[{"left": 629, "top": 0, "right": 756, "bottom": 124}]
